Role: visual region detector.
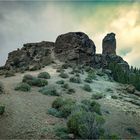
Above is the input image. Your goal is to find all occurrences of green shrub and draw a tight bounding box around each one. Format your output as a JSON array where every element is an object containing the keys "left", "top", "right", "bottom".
[
  {"left": 52, "top": 98, "right": 64, "bottom": 109},
  {"left": 69, "top": 76, "right": 81, "bottom": 83},
  {"left": 84, "top": 66, "right": 93, "bottom": 72},
  {"left": 5, "top": 71, "right": 15, "bottom": 77},
  {"left": 39, "top": 86, "right": 60, "bottom": 96},
  {"left": 106, "top": 88, "right": 113, "bottom": 93},
  {"left": 88, "top": 70, "right": 96, "bottom": 79},
  {"left": 96, "top": 70, "right": 104, "bottom": 76},
  {"left": 23, "top": 75, "right": 48, "bottom": 87},
  {"left": 67, "top": 88, "right": 75, "bottom": 94},
  {"left": 51, "top": 98, "right": 76, "bottom": 118},
  {"left": 0, "top": 82, "right": 4, "bottom": 94},
  {"left": 54, "top": 125, "right": 69, "bottom": 139},
  {"left": 111, "top": 95, "right": 118, "bottom": 99},
  {"left": 84, "top": 77, "right": 93, "bottom": 83},
  {"left": 92, "top": 93, "right": 104, "bottom": 100},
  {"left": 0, "top": 105, "right": 5, "bottom": 115},
  {"left": 56, "top": 80, "right": 65, "bottom": 85},
  {"left": 59, "top": 72, "right": 69, "bottom": 79},
  {"left": 67, "top": 111, "right": 105, "bottom": 139},
  {"left": 38, "top": 72, "right": 51, "bottom": 79},
  {"left": 82, "top": 84, "right": 92, "bottom": 92},
  {"left": 47, "top": 108, "right": 62, "bottom": 117},
  {"left": 61, "top": 83, "right": 69, "bottom": 89},
  {"left": 15, "top": 82, "right": 31, "bottom": 92},
  {"left": 61, "top": 63, "right": 69, "bottom": 69}
]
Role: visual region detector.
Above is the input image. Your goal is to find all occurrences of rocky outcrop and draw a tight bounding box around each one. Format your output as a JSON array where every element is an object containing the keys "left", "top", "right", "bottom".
[
  {"left": 4, "top": 41, "right": 54, "bottom": 71},
  {"left": 102, "top": 33, "right": 116, "bottom": 55},
  {"left": 54, "top": 32, "right": 96, "bottom": 65},
  {"left": 94, "top": 54, "right": 129, "bottom": 71}
]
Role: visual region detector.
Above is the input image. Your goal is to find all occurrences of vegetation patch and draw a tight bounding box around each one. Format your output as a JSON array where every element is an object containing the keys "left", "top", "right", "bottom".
[
  {"left": 0, "top": 81, "right": 4, "bottom": 94},
  {"left": 5, "top": 71, "right": 15, "bottom": 77},
  {"left": 38, "top": 72, "right": 51, "bottom": 79},
  {"left": 0, "top": 105, "right": 5, "bottom": 115},
  {"left": 39, "top": 86, "right": 60, "bottom": 96},
  {"left": 92, "top": 93, "right": 104, "bottom": 100},
  {"left": 69, "top": 76, "right": 81, "bottom": 83},
  {"left": 23, "top": 74, "right": 48, "bottom": 87},
  {"left": 15, "top": 82, "right": 31, "bottom": 92},
  {"left": 61, "top": 83, "right": 69, "bottom": 89},
  {"left": 56, "top": 80, "right": 65, "bottom": 85},
  {"left": 59, "top": 72, "right": 69, "bottom": 79},
  {"left": 82, "top": 84, "right": 92, "bottom": 92},
  {"left": 67, "top": 88, "right": 76, "bottom": 94},
  {"left": 84, "top": 77, "right": 93, "bottom": 83}
]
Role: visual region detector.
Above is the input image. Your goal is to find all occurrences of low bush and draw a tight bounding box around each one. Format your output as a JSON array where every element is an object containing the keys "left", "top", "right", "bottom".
[
  {"left": 92, "top": 93, "right": 104, "bottom": 100},
  {"left": 67, "top": 88, "right": 76, "bottom": 94},
  {"left": 84, "top": 77, "right": 93, "bottom": 83},
  {"left": 67, "top": 111, "right": 105, "bottom": 139},
  {"left": 39, "top": 86, "right": 60, "bottom": 96},
  {"left": 56, "top": 68, "right": 65, "bottom": 73},
  {"left": 47, "top": 108, "right": 62, "bottom": 117},
  {"left": 52, "top": 97, "right": 64, "bottom": 109},
  {"left": 15, "top": 82, "right": 31, "bottom": 92},
  {"left": 82, "top": 84, "right": 92, "bottom": 92},
  {"left": 56, "top": 80, "right": 65, "bottom": 85},
  {"left": 88, "top": 70, "right": 96, "bottom": 80},
  {"left": 0, "top": 105, "right": 5, "bottom": 115},
  {"left": 69, "top": 76, "right": 81, "bottom": 83},
  {"left": 106, "top": 88, "right": 113, "bottom": 93},
  {"left": 38, "top": 72, "right": 51, "bottom": 79},
  {"left": 59, "top": 72, "right": 69, "bottom": 79},
  {"left": 5, "top": 71, "right": 15, "bottom": 77},
  {"left": 61, "top": 83, "right": 69, "bottom": 89},
  {"left": 84, "top": 66, "right": 93, "bottom": 72},
  {"left": 61, "top": 63, "right": 69, "bottom": 69},
  {"left": 0, "top": 81, "right": 4, "bottom": 94},
  {"left": 23, "top": 74, "right": 48, "bottom": 87},
  {"left": 111, "top": 95, "right": 118, "bottom": 99}
]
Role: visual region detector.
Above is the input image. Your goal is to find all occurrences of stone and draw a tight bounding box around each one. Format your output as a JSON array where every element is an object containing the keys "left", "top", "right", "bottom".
[
  {"left": 4, "top": 41, "right": 54, "bottom": 71},
  {"left": 102, "top": 33, "right": 116, "bottom": 55},
  {"left": 54, "top": 32, "right": 96, "bottom": 65}
]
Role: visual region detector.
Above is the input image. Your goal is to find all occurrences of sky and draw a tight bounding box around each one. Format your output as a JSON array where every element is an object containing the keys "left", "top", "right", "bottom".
[{"left": 0, "top": 1, "right": 140, "bottom": 67}]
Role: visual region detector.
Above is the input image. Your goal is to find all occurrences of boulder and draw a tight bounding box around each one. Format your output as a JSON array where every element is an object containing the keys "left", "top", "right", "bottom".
[
  {"left": 4, "top": 41, "right": 54, "bottom": 71},
  {"left": 54, "top": 32, "right": 96, "bottom": 65},
  {"left": 102, "top": 33, "right": 116, "bottom": 55}
]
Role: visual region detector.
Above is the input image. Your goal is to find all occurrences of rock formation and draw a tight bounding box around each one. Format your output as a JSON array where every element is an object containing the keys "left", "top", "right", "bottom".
[
  {"left": 102, "top": 33, "right": 116, "bottom": 55},
  {"left": 54, "top": 32, "right": 96, "bottom": 65},
  {"left": 5, "top": 41, "right": 54, "bottom": 71},
  {"left": 3, "top": 32, "right": 129, "bottom": 72}
]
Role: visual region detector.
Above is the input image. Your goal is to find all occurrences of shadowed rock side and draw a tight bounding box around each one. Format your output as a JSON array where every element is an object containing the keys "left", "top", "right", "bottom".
[
  {"left": 54, "top": 32, "right": 96, "bottom": 65},
  {"left": 102, "top": 33, "right": 116, "bottom": 55},
  {"left": 5, "top": 41, "right": 54, "bottom": 71}
]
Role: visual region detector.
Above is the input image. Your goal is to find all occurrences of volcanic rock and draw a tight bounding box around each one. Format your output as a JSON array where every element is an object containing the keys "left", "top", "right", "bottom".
[
  {"left": 4, "top": 41, "right": 54, "bottom": 71},
  {"left": 54, "top": 32, "right": 96, "bottom": 65},
  {"left": 102, "top": 33, "right": 116, "bottom": 55}
]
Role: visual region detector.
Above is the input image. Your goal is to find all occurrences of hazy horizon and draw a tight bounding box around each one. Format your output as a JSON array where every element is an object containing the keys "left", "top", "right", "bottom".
[{"left": 0, "top": 1, "right": 140, "bottom": 67}]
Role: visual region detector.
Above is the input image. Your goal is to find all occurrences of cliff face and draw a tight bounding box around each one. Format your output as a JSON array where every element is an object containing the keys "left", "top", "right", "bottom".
[{"left": 4, "top": 32, "right": 129, "bottom": 72}]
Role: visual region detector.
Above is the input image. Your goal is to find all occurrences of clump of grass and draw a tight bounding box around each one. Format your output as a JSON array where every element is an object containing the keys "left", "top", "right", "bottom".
[
  {"left": 84, "top": 77, "right": 93, "bottom": 83},
  {"left": 92, "top": 93, "right": 104, "bottom": 100},
  {"left": 61, "top": 83, "right": 69, "bottom": 89},
  {"left": 23, "top": 74, "right": 48, "bottom": 87},
  {"left": 49, "top": 98, "right": 76, "bottom": 118},
  {"left": 0, "top": 105, "right": 5, "bottom": 115},
  {"left": 88, "top": 69, "right": 96, "bottom": 80},
  {"left": 69, "top": 76, "right": 81, "bottom": 83},
  {"left": 39, "top": 86, "right": 60, "bottom": 96},
  {"left": 111, "top": 95, "right": 118, "bottom": 99},
  {"left": 59, "top": 72, "right": 69, "bottom": 79},
  {"left": 0, "top": 81, "right": 4, "bottom": 94},
  {"left": 15, "top": 82, "right": 31, "bottom": 92},
  {"left": 106, "top": 88, "right": 113, "bottom": 93},
  {"left": 5, "top": 70, "right": 15, "bottom": 77},
  {"left": 56, "top": 80, "right": 65, "bottom": 85},
  {"left": 82, "top": 84, "right": 92, "bottom": 92},
  {"left": 61, "top": 63, "right": 69, "bottom": 69},
  {"left": 67, "top": 88, "right": 76, "bottom": 94},
  {"left": 38, "top": 72, "right": 51, "bottom": 79}
]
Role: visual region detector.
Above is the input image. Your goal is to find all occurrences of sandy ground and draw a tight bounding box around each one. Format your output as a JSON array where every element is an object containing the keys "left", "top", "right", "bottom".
[{"left": 0, "top": 63, "right": 140, "bottom": 139}]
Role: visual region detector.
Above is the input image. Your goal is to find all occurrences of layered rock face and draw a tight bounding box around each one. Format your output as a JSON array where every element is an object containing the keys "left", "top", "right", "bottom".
[
  {"left": 102, "top": 33, "right": 116, "bottom": 55},
  {"left": 54, "top": 32, "right": 96, "bottom": 65},
  {"left": 5, "top": 41, "right": 54, "bottom": 71}
]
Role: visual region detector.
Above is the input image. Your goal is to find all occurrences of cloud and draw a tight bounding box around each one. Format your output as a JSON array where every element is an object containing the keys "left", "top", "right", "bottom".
[{"left": 0, "top": 1, "right": 140, "bottom": 68}]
